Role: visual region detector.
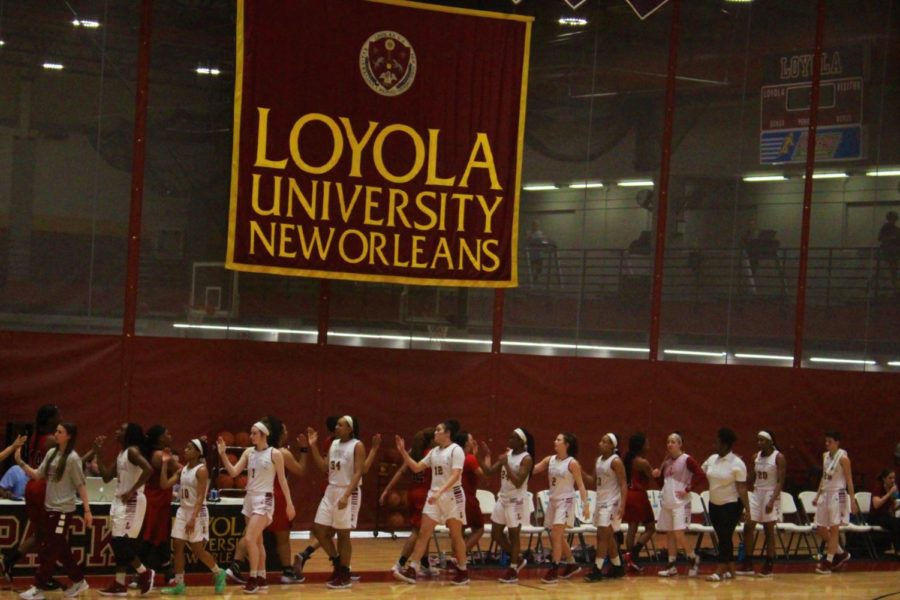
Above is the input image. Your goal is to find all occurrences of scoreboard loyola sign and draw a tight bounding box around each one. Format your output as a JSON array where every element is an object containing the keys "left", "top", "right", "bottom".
[{"left": 226, "top": 0, "right": 532, "bottom": 287}]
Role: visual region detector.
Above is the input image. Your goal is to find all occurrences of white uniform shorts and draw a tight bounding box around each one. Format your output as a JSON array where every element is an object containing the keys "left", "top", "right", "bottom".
[
  {"left": 544, "top": 496, "right": 575, "bottom": 528},
  {"left": 314, "top": 485, "right": 360, "bottom": 530},
  {"left": 593, "top": 497, "right": 622, "bottom": 531},
  {"left": 749, "top": 489, "right": 781, "bottom": 523},
  {"left": 422, "top": 486, "right": 466, "bottom": 525},
  {"left": 814, "top": 490, "right": 850, "bottom": 528},
  {"left": 491, "top": 494, "right": 531, "bottom": 529},
  {"left": 657, "top": 502, "right": 691, "bottom": 532},
  {"left": 172, "top": 505, "right": 210, "bottom": 543},
  {"left": 242, "top": 492, "right": 275, "bottom": 523},
  {"left": 110, "top": 493, "right": 147, "bottom": 538}
]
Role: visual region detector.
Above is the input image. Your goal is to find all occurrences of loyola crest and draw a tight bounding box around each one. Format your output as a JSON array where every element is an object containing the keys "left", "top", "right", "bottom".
[{"left": 360, "top": 31, "right": 417, "bottom": 96}]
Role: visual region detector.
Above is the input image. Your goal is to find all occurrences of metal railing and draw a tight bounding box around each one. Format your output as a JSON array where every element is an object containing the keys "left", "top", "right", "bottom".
[{"left": 520, "top": 245, "right": 896, "bottom": 307}]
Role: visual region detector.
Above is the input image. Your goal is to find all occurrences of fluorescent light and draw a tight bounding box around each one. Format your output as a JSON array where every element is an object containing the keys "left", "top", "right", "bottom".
[
  {"left": 734, "top": 353, "right": 793, "bottom": 361},
  {"left": 196, "top": 67, "right": 221, "bottom": 76},
  {"left": 42, "top": 62, "right": 64, "bottom": 70},
  {"left": 617, "top": 180, "right": 654, "bottom": 187},
  {"left": 569, "top": 182, "right": 603, "bottom": 189},
  {"left": 743, "top": 175, "right": 787, "bottom": 182},
  {"left": 72, "top": 19, "right": 100, "bottom": 28},
  {"left": 0, "top": 40, "right": 5, "bottom": 47},
  {"left": 888, "top": 361, "right": 900, "bottom": 367},
  {"left": 503, "top": 340, "right": 648, "bottom": 353},
  {"left": 809, "top": 357, "right": 876, "bottom": 366},
  {"left": 558, "top": 17, "right": 588, "bottom": 26},
  {"left": 522, "top": 184, "right": 558, "bottom": 191},
  {"left": 809, "top": 172, "right": 848, "bottom": 179},
  {"left": 866, "top": 169, "right": 900, "bottom": 177},
  {"left": 664, "top": 349, "right": 727, "bottom": 358}
]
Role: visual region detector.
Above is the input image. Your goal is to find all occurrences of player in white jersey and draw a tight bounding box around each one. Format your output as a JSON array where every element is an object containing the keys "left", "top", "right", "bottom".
[
  {"left": 93, "top": 424, "right": 154, "bottom": 596},
  {"left": 392, "top": 421, "right": 470, "bottom": 586},
  {"left": 584, "top": 433, "right": 627, "bottom": 582},
  {"left": 159, "top": 438, "right": 226, "bottom": 595},
  {"left": 533, "top": 432, "right": 589, "bottom": 584},
  {"left": 308, "top": 416, "right": 366, "bottom": 589},
  {"left": 476, "top": 427, "right": 534, "bottom": 583},
  {"left": 812, "top": 431, "right": 858, "bottom": 574},
  {"left": 217, "top": 421, "right": 294, "bottom": 594},
  {"left": 737, "top": 430, "right": 786, "bottom": 578}
]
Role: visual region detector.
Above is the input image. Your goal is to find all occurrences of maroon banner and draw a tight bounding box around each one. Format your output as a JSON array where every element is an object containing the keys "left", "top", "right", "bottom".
[{"left": 227, "top": 0, "right": 532, "bottom": 287}]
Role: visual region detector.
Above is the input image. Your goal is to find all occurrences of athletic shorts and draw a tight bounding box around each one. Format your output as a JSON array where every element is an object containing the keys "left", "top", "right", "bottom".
[
  {"left": 171, "top": 505, "right": 209, "bottom": 543},
  {"left": 408, "top": 486, "right": 428, "bottom": 529},
  {"left": 593, "top": 497, "right": 622, "bottom": 531},
  {"left": 814, "top": 490, "right": 850, "bottom": 528},
  {"left": 657, "top": 502, "right": 691, "bottom": 532},
  {"left": 491, "top": 494, "right": 531, "bottom": 529},
  {"left": 25, "top": 478, "right": 48, "bottom": 526},
  {"left": 314, "top": 485, "right": 360, "bottom": 530},
  {"left": 266, "top": 483, "right": 291, "bottom": 532},
  {"left": 422, "top": 486, "right": 466, "bottom": 526},
  {"left": 623, "top": 488, "right": 654, "bottom": 524},
  {"left": 242, "top": 492, "right": 274, "bottom": 523},
  {"left": 464, "top": 496, "right": 484, "bottom": 529},
  {"left": 141, "top": 489, "right": 173, "bottom": 545},
  {"left": 111, "top": 493, "right": 147, "bottom": 538},
  {"left": 544, "top": 496, "right": 575, "bottom": 528},
  {"left": 749, "top": 489, "right": 781, "bottom": 523}
]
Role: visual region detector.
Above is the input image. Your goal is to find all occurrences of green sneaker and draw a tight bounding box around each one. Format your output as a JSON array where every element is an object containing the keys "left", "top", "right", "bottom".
[
  {"left": 160, "top": 582, "right": 186, "bottom": 595},
  {"left": 214, "top": 569, "right": 227, "bottom": 594}
]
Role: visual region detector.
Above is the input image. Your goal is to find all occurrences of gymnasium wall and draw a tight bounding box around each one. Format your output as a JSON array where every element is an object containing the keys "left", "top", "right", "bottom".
[{"left": 2, "top": 329, "right": 897, "bottom": 529}]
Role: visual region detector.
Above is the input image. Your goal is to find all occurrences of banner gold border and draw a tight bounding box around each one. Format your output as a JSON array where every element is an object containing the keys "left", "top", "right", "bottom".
[{"left": 226, "top": 0, "right": 532, "bottom": 289}]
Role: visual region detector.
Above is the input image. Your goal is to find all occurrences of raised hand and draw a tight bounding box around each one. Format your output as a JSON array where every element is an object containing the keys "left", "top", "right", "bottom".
[
  {"left": 371, "top": 433, "right": 382, "bottom": 450},
  {"left": 306, "top": 428, "right": 318, "bottom": 447},
  {"left": 296, "top": 433, "right": 309, "bottom": 449},
  {"left": 395, "top": 435, "right": 406, "bottom": 452}
]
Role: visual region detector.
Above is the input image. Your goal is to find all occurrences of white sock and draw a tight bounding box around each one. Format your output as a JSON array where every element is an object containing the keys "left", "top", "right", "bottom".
[
  {"left": 595, "top": 558, "right": 604, "bottom": 569},
  {"left": 116, "top": 572, "right": 126, "bottom": 585},
  {"left": 610, "top": 556, "right": 621, "bottom": 566},
  {"left": 136, "top": 565, "right": 147, "bottom": 574},
  {"left": 211, "top": 566, "right": 221, "bottom": 574},
  {"left": 250, "top": 570, "right": 257, "bottom": 578},
  {"left": 826, "top": 553, "right": 834, "bottom": 562}
]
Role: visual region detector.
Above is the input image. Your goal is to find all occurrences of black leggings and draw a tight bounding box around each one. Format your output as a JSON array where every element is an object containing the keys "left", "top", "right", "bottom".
[
  {"left": 868, "top": 514, "right": 900, "bottom": 552},
  {"left": 709, "top": 501, "right": 743, "bottom": 563}
]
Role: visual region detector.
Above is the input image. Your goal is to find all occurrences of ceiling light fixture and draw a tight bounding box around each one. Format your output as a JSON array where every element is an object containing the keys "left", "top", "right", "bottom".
[
  {"left": 569, "top": 182, "right": 603, "bottom": 189},
  {"left": 742, "top": 175, "right": 787, "bottom": 182},
  {"left": 196, "top": 67, "right": 221, "bottom": 76},
  {"left": 866, "top": 169, "right": 900, "bottom": 177},
  {"left": 558, "top": 16, "right": 588, "bottom": 27},
  {"left": 522, "top": 184, "right": 558, "bottom": 191},
  {"left": 617, "top": 180, "right": 654, "bottom": 187},
  {"left": 42, "top": 62, "right": 64, "bottom": 70},
  {"left": 72, "top": 19, "right": 100, "bottom": 28}
]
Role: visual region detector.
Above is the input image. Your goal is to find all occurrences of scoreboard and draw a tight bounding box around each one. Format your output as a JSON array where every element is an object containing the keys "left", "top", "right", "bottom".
[{"left": 760, "top": 46, "right": 864, "bottom": 164}]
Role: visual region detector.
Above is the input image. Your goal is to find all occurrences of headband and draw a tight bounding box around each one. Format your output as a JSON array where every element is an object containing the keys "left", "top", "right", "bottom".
[
  {"left": 191, "top": 439, "right": 203, "bottom": 453},
  {"left": 758, "top": 431, "right": 773, "bottom": 442},
  {"left": 606, "top": 433, "right": 618, "bottom": 449},
  {"left": 342, "top": 415, "right": 354, "bottom": 434},
  {"left": 252, "top": 422, "right": 270, "bottom": 437},
  {"left": 514, "top": 428, "right": 527, "bottom": 444}
]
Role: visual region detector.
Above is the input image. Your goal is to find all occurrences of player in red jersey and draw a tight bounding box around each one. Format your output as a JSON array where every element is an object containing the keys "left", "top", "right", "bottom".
[{"left": 622, "top": 433, "right": 656, "bottom": 572}]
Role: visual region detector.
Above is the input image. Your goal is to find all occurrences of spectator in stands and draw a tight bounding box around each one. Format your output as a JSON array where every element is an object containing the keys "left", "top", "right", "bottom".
[
  {"left": 878, "top": 211, "right": 899, "bottom": 291},
  {"left": 527, "top": 220, "right": 551, "bottom": 283},
  {"left": 868, "top": 469, "right": 900, "bottom": 554}
]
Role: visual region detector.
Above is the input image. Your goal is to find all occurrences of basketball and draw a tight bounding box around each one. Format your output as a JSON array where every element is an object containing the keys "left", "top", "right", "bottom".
[
  {"left": 386, "top": 491, "right": 404, "bottom": 509},
  {"left": 383, "top": 447, "right": 402, "bottom": 464},
  {"left": 386, "top": 511, "right": 406, "bottom": 530},
  {"left": 218, "top": 431, "right": 235, "bottom": 446},
  {"left": 234, "top": 475, "right": 248, "bottom": 489},
  {"left": 235, "top": 432, "right": 251, "bottom": 447},
  {"left": 226, "top": 452, "right": 239, "bottom": 465},
  {"left": 215, "top": 474, "right": 234, "bottom": 489}
]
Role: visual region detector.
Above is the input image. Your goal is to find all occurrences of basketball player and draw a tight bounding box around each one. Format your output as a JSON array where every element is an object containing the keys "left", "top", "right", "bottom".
[
  {"left": 532, "top": 433, "right": 590, "bottom": 584},
  {"left": 622, "top": 432, "right": 656, "bottom": 572},
  {"left": 737, "top": 430, "right": 786, "bottom": 577},
  {"left": 2, "top": 406, "right": 60, "bottom": 586},
  {"left": 585, "top": 433, "right": 627, "bottom": 582},
  {"left": 217, "top": 421, "right": 295, "bottom": 594},
  {"left": 94, "top": 424, "right": 155, "bottom": 596},
  {"left": 382, "top": 427, "right": 436, "bottom": 576},
  {"left": 392, "top": 421, "right": 470, "bottom": 586},
  {"left": 812, "top": 431, "right": 858, "bottom": 574},
  {"left": 159, "top": 438, "right": 226, "bottom": 595},
  {"left": 653, "top": 432, "right": 706, "bottom": 577},
  {"left": 307, "top": 416, "right": 366, "bottom": 589},
  {"left": 140, "top": 426, "right": 176, "bottom": 586},
  {"left": 475, "top": 427, "right": 534, "bottom": 584}
]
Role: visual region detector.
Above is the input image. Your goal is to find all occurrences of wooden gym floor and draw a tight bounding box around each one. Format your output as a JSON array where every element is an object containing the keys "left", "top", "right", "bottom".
[{"left": 2, "top": 537, "right": 897, "bottom": 599}]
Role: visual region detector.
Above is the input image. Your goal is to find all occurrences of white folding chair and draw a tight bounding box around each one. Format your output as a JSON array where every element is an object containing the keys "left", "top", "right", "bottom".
[
  {"left": 566, "top": 490, "right": 597, "bottom": 557},
  {"left": 521, "top": 491, "right": 548, "bottom": 558},
  {"left": 688, "top": 492, "right": 718, "bottom": 553},
  {"left": 775, "top": 491, "right": 815, "bottom": 558}
]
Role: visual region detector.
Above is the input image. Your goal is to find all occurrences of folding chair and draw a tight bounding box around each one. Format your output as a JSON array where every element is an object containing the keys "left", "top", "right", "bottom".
[
  {"left": 775, "top": 491, "right": 815, "bottom": 558},
  {"left": 688, "top": 492, "right": 718, "bottom": 554}
]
